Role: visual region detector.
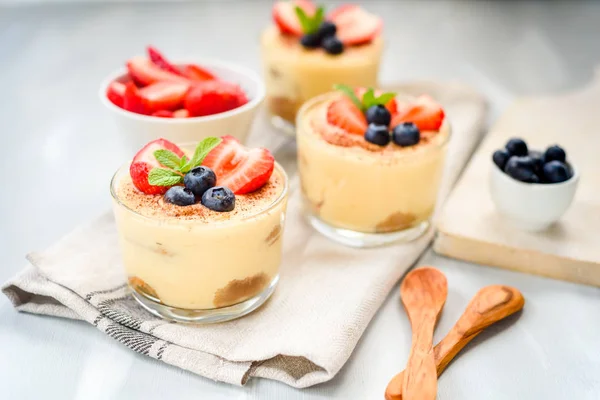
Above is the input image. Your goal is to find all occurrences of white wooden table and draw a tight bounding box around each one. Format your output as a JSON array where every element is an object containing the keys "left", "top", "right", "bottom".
[{"left": 1, "top": 1, "right": 600, "bottom": 398}]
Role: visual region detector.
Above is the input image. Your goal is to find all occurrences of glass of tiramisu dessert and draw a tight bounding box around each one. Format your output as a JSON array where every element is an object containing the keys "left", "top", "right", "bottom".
[
  {"left": 296, "top": 85, "right": 450, "bottom": 247},
  {"left": 261, "top": 0, "right": 383, "bottom": 134},
  {"left": 110, "top": 136, "right": 288, "bottom": 323}
]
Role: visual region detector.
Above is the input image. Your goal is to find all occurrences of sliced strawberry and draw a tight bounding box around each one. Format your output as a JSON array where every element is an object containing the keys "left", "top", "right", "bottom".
[
  {"left": 106, "top": 81, "right": 126, "bottom": 108},
  {"left": 184, "top": 81, "right": 248, "bottom": 117},
  {"left": 173, "top": 109, "right": 190, "bottom": 118},
  {"left": 180, "top": 64, "right": 217, "bottom": 81},
  {"left": 391, "top": 95, "right": 445, "bottom": 131},
  {"left": 326, "top": 97, "right": 368, "bottom": 135},
  {"left": 130, "top": 138, "right": 185, "bottom": 195},
  {"left": 147, "top": 46, "right": 182, "bottom": 75},
  {"left": 127, "top": 56, "right": 189, "bottom": 87},
  {"left": 355, "top": 87, "right": 397, "bottom": 114},
  {"left": 123, "top": 82, "right": 150, "bottom": 115},
  {"left": 272, "top": 0, "right": 317, "bottom": 36},
  {"left": 328, "top": 5, "right": 382, "bottom": 45},
  {"left": 138, "top": 81, "right": 190, "bottom": 112},
  {"left": 151, "top": 110, "right": 175, "bottom": 118},
  {"left": 202, "top": 136, "right": 275, "bottom": 194}
]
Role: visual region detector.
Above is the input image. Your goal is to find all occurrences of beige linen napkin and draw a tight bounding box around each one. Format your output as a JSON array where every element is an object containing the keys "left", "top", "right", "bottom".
[{"left": 2, "top": 82, "right": 486, "bottom": 388}]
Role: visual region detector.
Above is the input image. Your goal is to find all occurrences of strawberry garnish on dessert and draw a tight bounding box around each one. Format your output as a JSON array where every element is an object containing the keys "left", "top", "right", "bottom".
[
  {"left": 180, "top": 64, "right": 217, "bottom": 82},
  {"left": 391, "top": 95, "right": 445, "bottom": 132},
  {"left": 138, "top": 81, "right": 190, "bottom": 113},
  {"left": 130, "top": 138, "right": 186, "bottom": 194},
  {"left": 147, "top": 46, "right": 182, "bottom": 76},
  {"left": 202, "top": 136, "right": 275, "bottom": 194},
  {"left": 127, "top": 56, "right": 189, "bottom": 86},
  {"left": 273, "top": 0, "right": 317, "bottom": 36},
  {"left": 184, "top": 81, "right": 248, "bottom": 117},
  {"left": 326, "top": 97, "right": 367, "bottom": 136},
  {"left": 328, "top": 5, "right": 382, "bottom": 45},
  {"left": 106, "top": 81, "right": 126, "bottom": 108}
]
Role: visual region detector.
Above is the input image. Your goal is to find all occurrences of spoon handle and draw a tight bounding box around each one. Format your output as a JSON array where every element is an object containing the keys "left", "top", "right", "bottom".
[{"left": 385, "top": 285, "right": 524, "bottom": 400}]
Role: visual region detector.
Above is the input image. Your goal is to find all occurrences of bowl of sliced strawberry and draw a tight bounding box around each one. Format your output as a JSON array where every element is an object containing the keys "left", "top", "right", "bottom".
[{"left": 100, "top": 46, "right": 265, "bottom": 150}]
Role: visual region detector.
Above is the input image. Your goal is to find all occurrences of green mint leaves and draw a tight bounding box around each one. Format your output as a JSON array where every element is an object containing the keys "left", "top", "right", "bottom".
[
  {"left": 147, "top": 137, "right": 222, "bottom": 187},
  {"left": 295, "top": 6, "right": 325, "bottom": 34},
  {"left": 334, "top": 84, "right": 396, "bottom": 112}
]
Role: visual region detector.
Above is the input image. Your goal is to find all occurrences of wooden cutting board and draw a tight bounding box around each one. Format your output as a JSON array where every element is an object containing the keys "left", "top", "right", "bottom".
[{"left": 434, "top": 69, "right": 600, "bottom": 287}]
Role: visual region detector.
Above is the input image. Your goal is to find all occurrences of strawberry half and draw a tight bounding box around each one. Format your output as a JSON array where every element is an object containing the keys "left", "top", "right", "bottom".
[
  {"left": 328, "top": 5, "right": 382, "bottom": 45},
  {"left": 147, "top": 46, "right": 182, "bottom": 76},
  {"left": 184, "top": 81, "right": 248, "bottom": 117},
  {"left": 139, "top": 81, "right": 191, "bottom": 112},
  {"left": 127, "top": 56, "right": 189, "bottom": 86},
  {"left": 180, "top": 64, "right": 217, "bottom": 81},
  {"left": 151, "top": 110, "right": 174, "bottom": 118},
  {"left": 391, "top": 95, "right": 445, "bottom": 131},
  {"left": 130, "top": 138, "right": 185, "bottom": 195},
  {"left": 123, "top": 82, "right": 150, "bottom": 115},
  {"left": 202, "top": 136, "right": 275, "bottom": 194},
  {"left": 326, "top": 97, "right": 368, "bottom": 135},
  {"left": 106, "top": 81, "right": 126, "bottom": 108},
  {"left": 173, "top": 109, "right": 190, "bottom": 118},
  {"left": 273, "top": 0, "right": 317, "bottom": 36},
  {"left": 355, "top": 87, "right": 398, "bottom": 114}
]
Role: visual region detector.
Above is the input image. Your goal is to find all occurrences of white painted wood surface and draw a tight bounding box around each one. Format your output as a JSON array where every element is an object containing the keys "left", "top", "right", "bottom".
[{"left": 1, "top": 1, "right": 600, "bottom": 399}]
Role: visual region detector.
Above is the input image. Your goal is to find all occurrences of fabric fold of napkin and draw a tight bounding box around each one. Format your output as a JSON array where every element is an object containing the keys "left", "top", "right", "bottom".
[{"left": 2, "top": 81, "right": 486, "bottom": 388}]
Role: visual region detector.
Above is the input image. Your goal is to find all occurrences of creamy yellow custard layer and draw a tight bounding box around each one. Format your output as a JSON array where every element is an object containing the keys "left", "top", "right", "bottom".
[
  {"left": 297, "top": 93, "right": 450, "bottom": 233},
  {"left": 111, "top": 165, "right": 288, "bottom": 310},
  {"left": 261, "top": 25, "right": 382, "bottom": 123}
]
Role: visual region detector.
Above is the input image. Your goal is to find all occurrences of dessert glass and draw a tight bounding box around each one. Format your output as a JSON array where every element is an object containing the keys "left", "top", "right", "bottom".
[
  {"left": 260, "top": 26, "right": 382, "bottom": 135},
  {"left": 296, "top": 93, "right": 451, "bottom": 247},
  {"left": 110, "top": 159, "right": 289, "bottom": 323}
]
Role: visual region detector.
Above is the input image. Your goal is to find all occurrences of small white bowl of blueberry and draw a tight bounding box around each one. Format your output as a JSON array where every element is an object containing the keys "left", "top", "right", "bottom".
[{"left": 490, "top": 138, "right": 579, "bottom": 231}]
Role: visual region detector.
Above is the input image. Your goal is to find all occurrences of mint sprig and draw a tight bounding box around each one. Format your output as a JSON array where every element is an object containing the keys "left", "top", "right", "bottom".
[
  {"left": 333, "top": 84, "right": 396, "bottom": 112},
  {"left": 147, "top": 137, "right": 222, "bottom": 187},
  {"left": 295, "top": 6, "right": 325, "bottom": 34}
]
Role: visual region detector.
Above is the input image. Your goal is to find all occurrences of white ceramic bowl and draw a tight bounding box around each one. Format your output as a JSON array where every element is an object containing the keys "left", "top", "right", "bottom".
[
  {"left": 490, "top": 163, "right": 579, "bottom": 231},
  {"left": 99, "top": 59, "right": 265, "bottom": 151}
]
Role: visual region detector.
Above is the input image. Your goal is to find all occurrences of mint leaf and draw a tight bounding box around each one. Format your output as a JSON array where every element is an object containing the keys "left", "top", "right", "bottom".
[
  {"left": 178, "top": 155, "right": 188, "bottom": 171},
  {"left": 312, "top": 7, "right": 325, "bottom": 31},
  {"left": 295, "top": 6, "right": 312, "bottom": 33},
  {"left": 295, "top": 5, "right": 324, "bottom": 34},
  {"left": 362, "top": 89, "right": 377, "bottom": 109},
  {"left": 375, "top": 92, "right": 396, "bottom": 106},
  {"left": 183, "top": 137, "right": 222, "bottom": 172},
  {"left": 148, "top": 168, "right": 184, "bottom": 186},
  {"left": 154, "top": 149, "right": 181, "bottom": 170},
  {"left": 333, "top": 84, "right": 364, "bottom": 111}
]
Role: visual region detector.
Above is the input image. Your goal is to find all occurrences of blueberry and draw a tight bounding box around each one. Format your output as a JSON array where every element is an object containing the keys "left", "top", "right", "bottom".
[
  {"left": 544, "top": 145, "right": 566, "bottom": 163},
  {"left": 492, "top": 149, "right": 511, "bottom": 170},
  {"left": 364, "top": 124, "right": 390, "bottom": 146},
  {"left": 317, "top": 21, "right": 337, "bottom": 39},
  {"left": 322, "top": 36, "right": 344, "bottom": 55},
  {"left": 542, "top": 160, "right": 571, "bottom": 183},
  {"left": 504, "top": 156, "right": 539, "bottom": 183},
  {"left": 184, "top": 166, "right": 216, "bottom": 198},
  {"left": 201, "top": 186, "right": 235, "bottom": 212},
  {"left": 392, "top": 122, "right": 420, "bottom": 147},
  {"left": 505, "top": 138, "right": 528, "bottom": 156},
  {"left": 528, "top": 150, "right": 544, "bottom": 175},
  {"left": 300, "top": 33, "right": 321, "bottom": 49},
  {"left": 366, "top": 105, "right": 391, "bottom": 126},
  {"left": 164, "top": 186, "right": 196, "bottom": 206}
]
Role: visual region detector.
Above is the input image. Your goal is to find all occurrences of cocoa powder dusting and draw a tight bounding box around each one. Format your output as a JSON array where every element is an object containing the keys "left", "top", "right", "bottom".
[{"left": 213, "top": 273, "right": 270, "bottom": 308}]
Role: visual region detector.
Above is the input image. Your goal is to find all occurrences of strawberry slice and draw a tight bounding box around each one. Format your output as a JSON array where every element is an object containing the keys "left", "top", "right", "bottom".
[
  {"left": 130, "top": 138, "right": 185, "bottom": 195},
  {"left": 147, "top": 46, "right": 182, "bottom": 75},
  {"left": 391, "top": 95, "right": 445, "bottom": 131},
  {"left": 202, "top": 136, "right": 275, "bottom": 194},
  {"left": 151, "top": 110, "right": 175, "bottom": 118},
  {"left": 272, "top": 0, "right": 317, "bottom": 36},
  {"left": 138, "top": 81, "right": 190, "bottom": 112},
  {"left": 173, "top": 109, "right": 190, "bottom": 118},
  {"left": 123, "top": 82, "right": 150, "bottom": 115},
  {"left": 328, "top": 5, "right": 382, "bottom": 45},
  {"left": 180, "top": 64, "right": 217, "bottom": 81},
  {"left": 326, "top": 97, "right": 368, "bottom": 135},
  {"left": 106, "top": 81, "right": 126, "bottom": 108},
  {"left": 355, "top": 87, "right": 397, "bottom": 114},
  {"left": 127, "top": 56, "right": 189, "bottom": 87},
  {"left": 184, "top": 81, "right": 248, "bottom": 117}
]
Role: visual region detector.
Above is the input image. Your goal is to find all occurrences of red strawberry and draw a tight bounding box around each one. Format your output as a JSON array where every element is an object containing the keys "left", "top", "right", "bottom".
[
  {"left": 184, "top": 81, "right": 248, "bottom": 117},
  {"left": 151, "top": 110, "right": 174, "bottom": 118},
  {"left": 173, "top": 109, "right": 190, "bottom": 118},
  {"left": 130, "top": 138, "right": 185, "bottom": 195},
  {"left": 180, "top": 64, "right": 217, "bottom": 81},
  {"left": 328, "top": 5, "right": 382, "bottom": 45},
  {"left": 127, "top": 56, "right": 189, "bottom": 87},
  {"left": 147, "top": 46, "right": 182, "bottom": 75},
  {"left": 138, "top": 81, "right": 191, "bottom": 112},
  {"left": 272, "top": 0, "right": 317, "bottom": 36},
  {"left": 326, "top": 97, "right": 368, "bottom": 135},
  {"left": 123, "top": 82, "right": 150, "bottom": 115},
  {"left": 106, "top": 81, "right": 126, "bottom": 108},
  {"left": 391, "top": 95, "right": 445, "bottom": 131},
  {"left": 355, "top": 87, "right": 398, "bottom": 114},
  {"left": 202, "top": 136, "right": 275, "bottom": 194}
]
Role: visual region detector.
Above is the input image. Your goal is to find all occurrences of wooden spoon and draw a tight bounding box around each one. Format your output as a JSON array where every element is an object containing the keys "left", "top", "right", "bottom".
[
  {"left": 385, "top": 285, "right": 525, "bottom": 400},
  {"left": 400, "top": 267, "right": 448, "bottom": 400}
]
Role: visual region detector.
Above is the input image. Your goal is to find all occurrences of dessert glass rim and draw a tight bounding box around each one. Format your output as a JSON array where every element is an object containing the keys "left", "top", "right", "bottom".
[
  {"left": 110, "top": 160, "right": 289, "bottom": 226},
  {"left": 296, "top": 91, "right": 452, "bottom": 156},
  {"left": 99, "top": 58, "right": 266, "bottom": 123}
]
